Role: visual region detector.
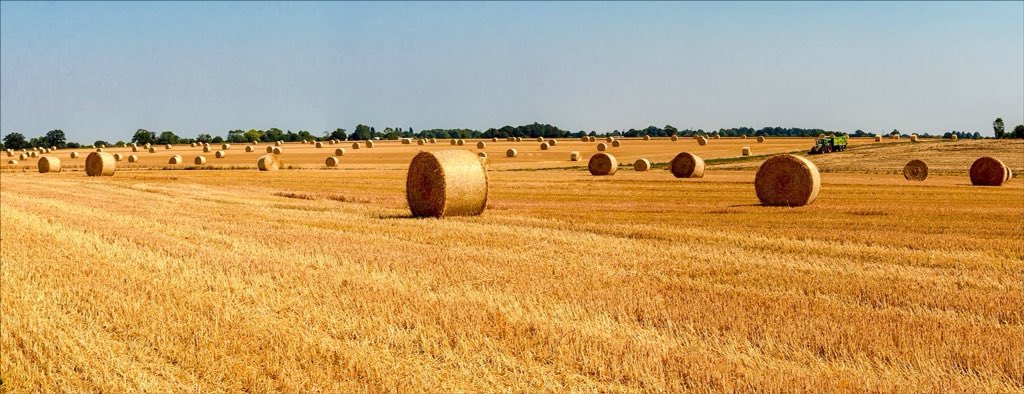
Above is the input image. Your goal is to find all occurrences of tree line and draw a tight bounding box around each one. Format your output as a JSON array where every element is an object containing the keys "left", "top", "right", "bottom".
[{"left": 4, "top": 119, "right": 1023, "bottom": 150}]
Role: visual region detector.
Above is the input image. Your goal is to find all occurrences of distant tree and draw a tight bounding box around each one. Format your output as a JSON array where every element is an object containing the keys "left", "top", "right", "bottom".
[
  {"left": 156, "top": 131, "right": 180, "bottom": 145},
  {"left": 328, "top": 128, "right": 348, "bottom": 141},
  {"left": 296, "top": 130, "right": 314, "bottom": 141},
  {"left": 195, "top": 133, "right": 212, "bottom": 143},
  {"left": 384, "top": 130, "right": 400, "bottom": 140},
  {"left": 353, "top": 124, "right": 372, "bottom": 140},
  {"left": 211, "top": 136, "right": 224, "bottom": 143},
  {"left": 132, "top": 129, "right": 156, "bottom": 145},
  {"left": 264, "top": 128, "right": 285, "bottom": 142},
  {"left": 93, "top": 140, "right": 109, "bottom": 147},
  {"left": 972, "top": 132, "right": 982, "bottom": 139},
  {"left": 42, "top": 129, "right": 67, "bottom": 148},
  {"left": 1013, "top": 124, "right": 1024, "bottom": 139},
  {"left": 226, "top": 130, "right": 247, "bottom": 143},
  {"left": 243, "top": 129, "right": 262, "bottom": 142},
  {"left": 993, "top": 118, "right": 1005, "bottom": 138},
  {"left": 2, "top": 132, "right": 28, "bottom": 150}
]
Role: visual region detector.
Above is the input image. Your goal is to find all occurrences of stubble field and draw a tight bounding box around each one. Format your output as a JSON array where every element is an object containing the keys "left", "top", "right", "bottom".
[{"left": 1, "top": 137, "right": 1022, "bottom": 392}]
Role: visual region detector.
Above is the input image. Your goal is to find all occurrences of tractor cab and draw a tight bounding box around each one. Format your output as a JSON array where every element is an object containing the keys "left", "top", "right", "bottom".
[{"left": 809, "top": 134, "right": 848, "bottom": 154}]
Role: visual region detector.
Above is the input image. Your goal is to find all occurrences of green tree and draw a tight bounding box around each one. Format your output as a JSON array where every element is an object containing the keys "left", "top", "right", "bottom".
[
  {"left": 353, "top": 124, "right": 372, "bottom": 140},
  {"left": 2, "top": 132, "right": 28, "bottom": 150},
  {"left": 328, "top": 128, "right": 347, "bottom": 141},
  {"left": 226, "top": 130, "right": 247, "bottom": 143},
  {"left": 93, "top": 140, "right": 109, "bottom": 147},
  {"left": 296, "top": 130, "right": 314, "bottom": 141},
  {"left": 993, "top": 118, "right": 1005, "bottom": 138},
  {"left": 132, "top": 129, "right": 155, "bottom": 144},
  {"left": 157, "top": 131, "right": 180, "bottom": 145},
  {"left": 43, "top": 129, "right": 67, "bottom": 148},
  {"left": 243, "top": 129, "right": 263, "bottom": 143},
  {"left": 195, "top": 133, "right": 212, "bottom": 143},
  {"left": 1013, "top": 124, "right": 1024, "bottom": 139}
]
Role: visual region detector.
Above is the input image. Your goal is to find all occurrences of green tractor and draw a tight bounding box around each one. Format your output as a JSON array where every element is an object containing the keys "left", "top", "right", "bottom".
[{"left": 809, "top": 134, "right": 848, "bottom": 154}]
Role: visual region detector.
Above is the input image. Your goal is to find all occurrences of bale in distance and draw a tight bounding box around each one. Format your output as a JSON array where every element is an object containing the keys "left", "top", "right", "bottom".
[
  {"left": 755, "top": 155, "right": 820, "bottom": 207},
  {"left": 970, "top": 157, "right": 1010, "bottom": 186},
  {"left": 366, "top": 141, "right": 375, "bottom": 148},
  {"left": 671, "top": 135, "right": 679, "bottom": 142},
  {"left": 257, "top": 154, "right": 281, "bottom": 171},
  {"left": 669, "top": 152, "right": 705, "bottom": 178},
  {"left": 741, "top": 135, "right": 748, "bottom": 140},
  {"left": 85, "top": 152, "right": 116, "bottom": 177},
  {"left": 169, "top": 155, "right": 183, "bottom": 164},
  {"left": 477, "top": 141, "right": 486, "bottom": 149},
  {"left": 165, "top": 144, "right": 172, "bottom": 149},
  {"left": 417, "top": 139, "right": 425, "bottom": 145},
  {"left": 406, "top": 150, "right": 488, "bottom": 218},
  {"left": 506, "top": 148, "right": 518, "bottom": 157},
  {"left": 215, "top": 150, "right": 226, "bottom": 158},
  {"left": 128, "top": 155, "right": 139, "bottom": 163},
  {"left": 7, "top": 160, "right": 18, "bottom": 165},
  {"left": 910, "top": 134, "right": 919, "bottom": 142},
  {"left": 903, "top": 159, "right": 928, "bottom": 181},
  {"left": 144, "top": 143, "right": 151, "bottom": 149},
  {"left": 606, "top": 136, "right": 615, "bottom": 143},
  {"left": 114, "top": 153, "right": 124, "bottom": 161},
  {"left": 203, "top": 146, "right": 212, "bottom": 153},
  {"left": 597, "top": 143, "right": 609, "bottom": 151},
  {"left": 352, "top": 142, "right": 361, "bottom": 149},
  {"left": 96, "top": 148, "right": 104, "bottom": 153},
  {"left": 588, "top": 152, "right": 618, "bottom": 176},
  {"left": 634, "top": 158, "right": 651, "bottom": 172},
  {"left": 38, "top": 156, "right": 61, "bottom": 173},
  {"left": 266, "top": 146, "right": 275, "bottom": 153},
  {"left": 570, "top": 151, "right": 581, "bottom": 161},
  {"left": 191, "top": 143, "right": 197, "bottom": 147},
  {"left": 70, "top": 152, "right": 79, "bottom": 158},
  {"left": 315, "top": 141, "right": 324, "bottom": 148},
  {"left": 951, "top": 134, "right": 958, "bottom": 141},
  {"left": 149, "top": 147, "right": 157, "bottom": 153},
  {"left": 713, "top": 135, "right": 721, "bottom": 139},
  {"left": 491, "top": 137, "right": 498, "bottom": 142},
  {"left": 549, "top": 139, "right": 558, "bottom": 146},
  {"left": 301, "top": 140, "right": 308, "bottom": 144},
  {"left": 540, "top": 142, "right": 550, "bottom": 150},
  {"left": 757, "top": 136, "right": 765, "bottom": 143},
  {"left": 334, "top": 148, "right": 346, "bottom": 156},
  {"left": 30, "top": 151, "right": 38, "bottom": 158},
  {"left": 272, "top": 147, "right": 283, "bottom": 155},
  {"left": 430, "top": 138, "right": 437, "bottom": 143},
  {"left": 221, "top": 143, "right": 230, "bottom": 150},
  {"left": 401, "top": 138, "right": 411, "bottom": 145},
  {"left": 477, "top": 152, "right": 488, "bottom": 159},
  {"left": 456, "top": 139, "right": 465, "bottom": 146},
  {"left": 874, "top": 136, "right": 882, "bottom": 142},
  {"left": 514, "top": 137, "right": 522, "bottom": 142},
  {"left": 742, "top": 147, "right": 751, "bottom": 156},
  {"left": 580, "top": 136, "right": 589, "bottom": 142},
  {"left": 643, "top": 135, "right": 651, "bottom": 141},
  {"left": 325, "top": 156, "right": 340, "bottom": 167},
  {"left": 537, "top": 137, "right": 545, "bottom": 142},
  {"left": 246, "top": 145, "right": 255, "bottom": 152},
  {"left": 194, "top": 156, "right": 206, "bottom": 165},
  {"left": 588, "top": 136, "right": 596, "bottom": 142},
  {"left": 18, "top": 153, "right": 27, "bottom": 160},
  {"left": 698, "top": 137, "right": 708, "bottom": 146},
  {"left": 612, "top": 140, "right": 621, "bottom": 148},
  {"left": 132, "top": 146, "right": 140, "bottom": 152},
  {"left": 275, "top": 141, "right": 283, "bottom": 146}
]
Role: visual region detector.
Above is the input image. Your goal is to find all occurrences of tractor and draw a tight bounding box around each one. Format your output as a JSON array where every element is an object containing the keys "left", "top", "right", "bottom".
[{"left": 809, "top": 134, "right": 848, "bottom": 154}]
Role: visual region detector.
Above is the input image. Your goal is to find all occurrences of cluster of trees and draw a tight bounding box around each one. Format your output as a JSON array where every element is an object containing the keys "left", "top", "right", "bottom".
[
  {"left": 993, "top": 118, "right": 1024, "bottom": 139},
  {"left": 0, "top": 129, "right": 84, "bottom": 150}
]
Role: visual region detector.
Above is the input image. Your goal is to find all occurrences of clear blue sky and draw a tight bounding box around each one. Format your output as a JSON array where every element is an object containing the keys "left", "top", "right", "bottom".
[{"left": 2, "top": 1, "right": 1022, "bottom": 142}]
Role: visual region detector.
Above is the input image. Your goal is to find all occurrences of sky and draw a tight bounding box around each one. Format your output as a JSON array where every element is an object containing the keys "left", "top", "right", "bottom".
[{"left": 1, "top": 1, "right": 1022, "bottom": 142}]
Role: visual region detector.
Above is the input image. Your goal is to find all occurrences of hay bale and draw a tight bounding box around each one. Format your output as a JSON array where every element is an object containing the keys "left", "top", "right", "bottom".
[
  {"left": 70, "top": 152, "right": 79, "bottom": 158},
  {"left": 366, "top": 141, "right": 375, "bottom": 148},
  {"left": 537, "top": 137, "right": 545, "bottom": 142},
  {"left": 257, "top": 154, "right": 281, "bottom": 171},
  {"left": 698, "top": 137, "right": 708, "bottom": 146},
  {"left": 246, "top": 145, "right": 255, "bottom": 152},
  {"left": 588, "top": 152, "right": 618, "bottom": 176},
  {"left": 430, "top": 138, "right": 437, "bottom": 143},
  {"left": 315, "top": 141, "right": 324, "bottom": 148},
  {"left": 742, "top": 147, "right": 751, "bottom": 156},
  {"left": 456, "top": 139, "right": 465, "bottom": 146},
  {"left": 301, "top": 140, "right": 308, "bottom": 144},
  {"left": 606, "top": 137, "right": 615, "bottom": 143},
  {"left": 874, "top": 136, "right": 882, "bottom": 142},
  {"left": 128, "top": 155, "right": 139, "bottom": 163},
  {"left": 597, "top": 143, "right": 609, "bottom": 151},
  {"left": 193, "top": 156, "right": 206, "bottom": 165},
  {"left": 757, "top": 136, "right": 765, "bottom": 143},
  {"left": 85, "top": 152, "right": 116, "bottom": 176},
  {"left": 491, "top": 137, "right": 498, "bottom": 142},
  {"left": 148, "top": 147, "right": 156, "bottom": 153},
  {"left": 96, "top": 148, "right": 104, "bottom": 153},
  {"left": 755, "top": 155, "right": 820, "bottom": 207},
  {"left": 580, "top": 136, "right": 589, "bottom": 142},
  {"left": 643, "top": 135, "right": 651, "bottom": 141},
  {"left": 671, "top": 135, "right": 679, "bottom": 142},
  {"left": 406, "top": 150, "right": 488, "bottom": 218},
  {"left": 272, "top": 147, "right": 283, "bottom": 155},
  {"left": 113, "top": 153, "right": 124, "bottom": 161},
  {"left": 325, "top": 156, "right": 340, "bottom": 167},
  {"left": 417, "top": 139, "right": 425, "bottom": 145},
  {"left": 477, "top": 141, "right": 486, "bottom": 149},
  {"left": 477, "top": 152, "right": 488, "bottom": 159},
  {"left": 910, "top": 134, "right": 919, "bottom": 142},
  {"left": 215, "top": 150, "right": 226, "bottom": 158},
  {"left": 275, "top": 141, "right": 283, "bottom": 146},
  {"left": 540, "top": 142, "right": 550, "bottom": 150},
  {"left": 169, "top": 155, "right": 183, "bottom": 164},
  {"left": 144, "top": 143, "right": 151, "bottom": 149},
  {"left": 634, "top": 158, "right": 651, "bottom": 172},
  {"left": 515, "top": 137, "right": 522, "bottom": 142},
  {"left": 570, "top": 151, "right": 581, "bottom": 161},
  {"left": 222, "top": 143, "right": 231, "bottom": 150},
  {"left": 267, "top": 146, "right": 275, "bottom": 153},
  {"left": 4, "top": 150, "right": 11, "bottom": 157},
  {"left": 30, "top": 151, "right": 38, "bottom": 158},
  {"left": 740, "top": 135, "right": 748, "bottom": 139},
  {"left": 38, "top": 156, "right": 61, "bottom": 173},
  {"left": 334, "top": 148, "right": 346, "bottom": 156},
  {"left": 351, "top": 142, "right": 360, "bottom": 149},
  {"left": 588, "top": 136, "right": 596, "bottom": 142},
  {"left": 506, "top": 148, "right": 518, "bottom": 157},
  {"left": 165, "top": 144, "right": 172, "bottom": 149},
  {"left": 7, "top": 160, "right": 18, "bottom": 165},
  {"left": 203, "top": 146, "right": 211, "bottom": 153},
  {"left": 669, "top": 152, "right": 705, "bottom": 178},
  {"left": 903, "top": 159, "right": 928, "bottom": 181},
  {"left": 18, "top": 153, "right": 26, "bottom": 160},
  {"left": 970, "top": 157, "right": 1010, "bottom": 186},
  {"left": 612, "top": 140, "right": 621, "bottom": 148},
  {"left": 951, "top": 134, "right": 958, "bottom": 141},
  {"left": 132, "top": 146, "right": 140, "bottom": 152},
  {"left": 401, "top": 138, "right": 412, "bottom": 145},
  {"left": 549, "top": 139, "right": 558, "bottom": 146},
  {"left": 191, "top": 143, "right": 197, "bottom": 147},
  {"left": 450, "top": 139, "right": 458, "bottom": 145}
]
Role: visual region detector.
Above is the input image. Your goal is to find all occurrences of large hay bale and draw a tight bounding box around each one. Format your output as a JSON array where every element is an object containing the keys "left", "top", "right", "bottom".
[
  {"left": 128, "top": 155, "right": 139, "bottom": 163},
  {"left": 406, "top": 150, "right": 488, "bottom": 218},
  {"left": 215, "top": 150, "right": 226, "bottom": 158},
  {"left": 903, "top": 159, "right": 928, "bottom": 181},
  {"left": 38, "top": 156, "right": 61, "bottom": 173},
  {"left": 514, "top": 137, "right": 522, "bottom": 142},
  {"left": 29, "top": 151, "right": 38, "bottom": 158},
  {"left": 267, "top": 146, "right": 275, "bottom": 153},
  {"left": 671, "top": 135, "right": 678, "bottom": 142},
  {"left": 169, "top": 155, "right": 183, "bottom": 164},
  {"left": 588, "top": 152, "right": 618, "bottom": 176},
  {"left": 477, "top": 141, "right": 486, "bottom": 149},
  {"left": 272, "top": 147, "right": 283, "bottom": 155},
  {"left": 258, "top": 154, "right": 281, "bottom": 171},
  {"left": 757, "top": 136, "right": 765, "bottom": 143},
  {"left": 910, "top": 134, "right": 919, "bottom": 142},
  {"left": 113, "top": 153, "right": 124, "bottom": 161},
  {"left": 540, "top": 142, "right": 550, "bottom": 150},
  {"left": 401, "top": 138, "right": 411, "bottom": 145},
  {"left": 315, "top": 141, "right": 324, "bottom": 148},
  {"left": 970, "top": 156, "right": 1010, "bottom": 186},
  {"left": 301, "top": 140, "right": 308, "bottom": 144},
  {"left": 588, "top": 136, "right": 596, "bottom": 142},
  {"left": 222, "top": 143, "right": 231, "bottom": 150},
  {"left": 246, "top": 145, "right": 255, "bottom": 152},
  {"left": 194, "top": 156, "right": 206, "bottom": 165},
  {"left": 326, "top": 156, "right": 340, "bottom": 167},
  {"left": 18, "top": 153, "right": 27, "bottom": 160},
  {"left": 70, "top": 152, "right": 79, "bottom": 158},
  {"left": 456, "top": 139, "right": 465, "bottom": 146},
  {"left": 755, "top": 155, "right": 820, "bottom": 207},
  {"left": 165, "top": 144, "right": 172, "bottom": 150},
  {"left": 580, "top": 136, "right": 589, "bottom": 142},
  {"left": 451, "top": 139, "right": 458, "bottom": 146},
  {"left": 506, "top": 148, "right": 518, "bottom": 157},
  {"left": 144, "top": 143, "right": 151, "bottom": 149},
  {"left": 417, "top": 139, "right": 425, "bottom": 145},
  {"left": 597, "top": 143, "right": 609, "bottom": 151},
  {"left": 537, "top": 137, "right": 545, "bottom": 142},
  {"left": 698, "top": 137, "right": 708, "bottom": 146},
  {"left": 669, "top": 152, "right": 705, "bottom": 178},
  {"left": 634, "top": 158, "right": 651, "bottom": 172},
  {"left": 742, "top": 147, "right": 751, "bottom": 156},
  {"left": 366, "top": 140, "right": 375, "bottom": 148},
  {"left": 430, "top": 138, "right": 437, "bottom": 143},
  {"left": 874, "top": 136, "right": 882, "bottom": 142},
  {"left": 612, "top": 140, "right": 621, "bottom": 148},
  {"left": 351, "top": 142, "right": 360, "bottom": 149},
  {"left": 643, "top": 135, "right": 651, "bottom": 141},
  {"left": 570, "top": 151, "right": 581, "bottom": 161},
  {"left": 335, "top": 148, "right": 346, "bottom": 156},
  {"left": 148, "top": 147, "right": 157, "bottom": 153},
  {"left": 203, "top": 146, "right": 211, "bottom": 153},
  {"left": 85, "top": 152, "right": 116, "bottom": 176},
  {"left": 4, "top": 149, "right": 11, "bottom": 157},
  {"left": 713, "top": 135, "right": 720, "bottom": 139},
  {"left": 549, "top": 139, "right": 558, "bottom": 146},
  {"left": 606, "top": 136, "right": 615, "bottom": 143},
  {"left": 132, "top": 146, "right": 140, "bottom": 152},
  {"left": 491, "top": 137, "right": 498, "bottom": 142}
]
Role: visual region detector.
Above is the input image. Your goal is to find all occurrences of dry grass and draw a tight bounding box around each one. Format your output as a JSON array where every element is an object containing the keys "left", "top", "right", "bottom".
[{"left": 0, "top": 140, "right": 1022, "bottom": 392}]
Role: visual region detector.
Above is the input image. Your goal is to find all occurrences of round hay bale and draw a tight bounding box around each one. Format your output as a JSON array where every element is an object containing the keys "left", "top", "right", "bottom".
[
  {"left": 451, "top": 139, "right": 458, "bottom": 146},
  {"left": 169, "top": 155, "right": 183, "bottom": 164},
  {"left": 113, "top": 153, "right": 124, "bottom": 161},
  {"left": 325, "top": 156, "right": 340, "bottom": 167},
  {"left": 643, "top": 135, "right": 651, "bottom": 141},
  {"left": 215, "top": 150, "right": 226, "bottom": 159},
  {"left": 301, "top": 140, "right": 308, "bottom": 144},
  {"left": 757, "top": 136, "right": 765, "bottom": 143},
  {"left": 430, "top": 138, "right": 437, "bottom": 143},
  {"left": 588, "top": 152, "right": 618, "bottom": 176},
  {"left": 132, "top": 146, "right": 140, "bottom": 152},
  {"left": 266, "top": 146, "right": 275, "bottom": 153},
  {"left": 570, "top": 151, "right": 581, "bottom": 161},
  {"left": 588, "top": 136, "right": 596, "bottom": 142},
  {"left": 85, "top": 152, "right": 116, "bottom": 176},
  {"left": 42, "top": 148, "right": 49, "bottom": 153},
  {"left": 29, "top": 151, "right": 38, "bottom": 158},
  {"left": 506, "top": 149, "right": 518, "bottom": 157},
  {"left": 515, "top": 137, "right": 522, "bottom": 142},
  {"left": 4, "top": 150, "right": 11, "bottom": 157},
  {"left": 275, "top": 141, "right": 283, "bottom": 146},
  {"left": 401, "top": 138, "right": 411, "bottom": 145},
  {"left": 202, "top": 146, "right": 211, "bottom": 153},
  {"left": 612, "top": 140, "right": 621, "bottom": 148},
  {"left": 477, "top": 141, "right": 486, "bottom": 149},
  {"left": 581, "top": 136, "right": 589, "bottom": 142},
  {"left": 193, "top": 156, "right": 206, "bottom": 165},
  {"left": 351, "top": 142, "right": 360, "bottom": 149},
  {"left": 754, "top": 155, "right": 820, "bottom": 207},
  {"left": 257, "top": 154, "right": 281, "bottom": 171},
  {"left": 417, "top": 139, "right": 425, "bottom": 145},
  {"left": 315, "top": 141, "right": 324, "bottom": 148},
  {"left": 540, "top": 142, "right": 550, "bottom": 150},
  {"left": 366, "top": 141, "right": 375, "bottom": 148},
  {"left": 669, "top": 152, "right": 705, "bottom": 178},
  {"left": 740, "top": 135, "right": 748, "bottom": 140},
  {"left": 537, "top": 137, "right": 544, "bottom": 142},
  {"left": 742, "top": 147, "right": 751, "bottom": 156},
  {"left": 903, "top": 159, "right": 928, "bottom": 181},
  {"left": 144, "top": 143, "right": 151, "bottom": 149},
  {"left": 549, "top": 139, "right": 558, "bottom": 146},
  {"left": 245, "top": 145, "right": 255, "bottom": 152},
  {"left": 698, "top": 137, "right": 708, "bottom": 146},
  {"left": 18, "top": 153, "right": 27, "bottom": 160},
  {"left": 634, "top": 158, "right": 651, "bottom": 172},
  {"left": 96, "top": 148, "right": 104, "bottom": 153},
  {"left": 38, "top": 156, "right": 61, "bottom": 173},
  {"left": 165, "top": 144, "right": 172, "bottom": 150},
  {"left": 128, "top": 155, "right": 139, "bottom": 163},
  {"left": 272, "top": 147, "right": 283, "bottom": 155},
  {"left": 671, "top": 135, "right": 679, "bottom": 142},
  {"left": 597, "top": 143, "right": 609, "bottom": 151},
  {"left": 406, "top": 150, "right": 488, "bottom": 218},
  {"left": 951, "top": 134, "right": 958, "bottom": 141},
  {"left": 456, "top": 139, "right": 465, "bottom": 146},
  {"left": 148, "top": 147, "right": 157, "bottom": 153},
  {"left": 100, "top": 144, "right": 106, "bottom": 149},
  {"left": 970, "top": 157, "right": 1010, "bottom": 186},
  {"left": 910, "top": 134, "right": 919, "bottom": 142},
  {"left": 222, "top": 143, "right": 231, "bottom": 150},
  {"left": 70, "top": 152, "right": 79, "bottom": 158},
  {"left": 606, "top": 136, "right": 615, "bottom": 143},
  {"left": 491, "top": 137, "right": 498, "bottom": 142},
  {"left": 477, "top": 152, "right": 488, "bottom": 159},
  {"left": 334, "top": 148, "right": 346, "bottom": 156},
  {"left": 874, "top": 136, "right": 882, "bottom": 142},
  {"left": 7, "top": 160, "right": 18, "bottom": 165},
  {"left": 191, "top": 143, "right": 197, "bottom": 147}
]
